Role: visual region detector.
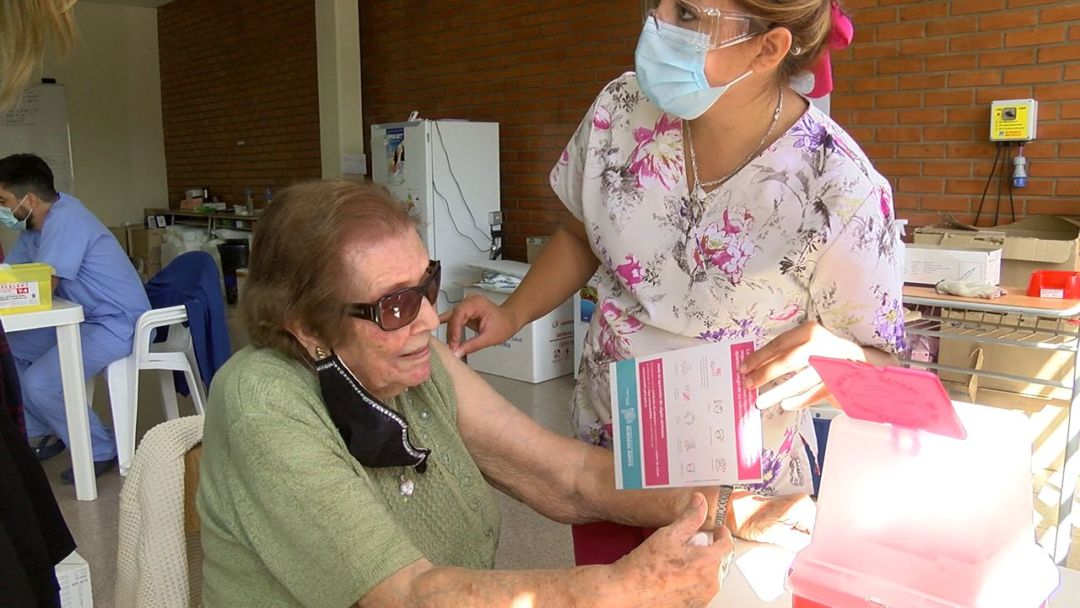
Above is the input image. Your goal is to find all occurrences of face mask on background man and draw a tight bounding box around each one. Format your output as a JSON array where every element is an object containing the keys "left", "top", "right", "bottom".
[{"left": 0, "top": 195, "right": 31, "bottom": 231}]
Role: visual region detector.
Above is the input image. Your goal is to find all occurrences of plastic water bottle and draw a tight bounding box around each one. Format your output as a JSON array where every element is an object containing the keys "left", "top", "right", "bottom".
[{"left": 264, "top": 187, "right": 273, "bottom": 206}]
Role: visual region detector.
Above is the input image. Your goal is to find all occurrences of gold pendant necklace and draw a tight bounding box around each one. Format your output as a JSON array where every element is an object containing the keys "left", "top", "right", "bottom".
[{"left": 687, "top": 86, "right": 784, "bottom": 197}]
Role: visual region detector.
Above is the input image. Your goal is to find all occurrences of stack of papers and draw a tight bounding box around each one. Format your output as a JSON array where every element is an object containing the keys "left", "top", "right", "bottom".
[{"left": 469, "top": 260, "right": 530, "bottom": 294}]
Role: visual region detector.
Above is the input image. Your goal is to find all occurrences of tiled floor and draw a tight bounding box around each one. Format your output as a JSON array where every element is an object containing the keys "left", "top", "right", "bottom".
[{"left": 35, "top": 310, "right": 1080, "bottom": 605}]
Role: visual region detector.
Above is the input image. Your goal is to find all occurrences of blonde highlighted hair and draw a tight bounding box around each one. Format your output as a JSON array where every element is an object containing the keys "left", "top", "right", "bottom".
[
  {"left": 737, "top": 0, "right": 838, "bottom": 81},
  {"left": 0, "top": 0, "right": 77, "bottom": 110}
]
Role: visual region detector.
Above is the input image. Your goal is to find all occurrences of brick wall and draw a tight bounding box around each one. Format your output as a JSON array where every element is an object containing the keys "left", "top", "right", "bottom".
[
  {"left": 833, "top": 0, "right": 1080, "bottom": 227},
  {"left": 361, "top": 1, "right": 1080, "bottom": 257},
  {"left": 360, "top": 1, "right": 640, "bottom": 261},
  {"left": 158, "top": 0, "right": 322, "bottom": 208}
]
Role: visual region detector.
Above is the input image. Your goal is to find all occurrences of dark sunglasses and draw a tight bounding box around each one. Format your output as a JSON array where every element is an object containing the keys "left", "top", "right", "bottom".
[{"left": 348, "top": 260, "right": 441, "bottom": 331}]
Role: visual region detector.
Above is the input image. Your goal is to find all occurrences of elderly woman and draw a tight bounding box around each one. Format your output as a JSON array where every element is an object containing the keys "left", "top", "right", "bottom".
[{"left": 197, "top": 180, "right": 798, "bottom": 607}]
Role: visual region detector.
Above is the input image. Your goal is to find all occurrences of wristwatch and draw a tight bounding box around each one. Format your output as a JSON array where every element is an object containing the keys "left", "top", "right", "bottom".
[{"left": 715, "top": 486, "right": 734, "bottom": 528}]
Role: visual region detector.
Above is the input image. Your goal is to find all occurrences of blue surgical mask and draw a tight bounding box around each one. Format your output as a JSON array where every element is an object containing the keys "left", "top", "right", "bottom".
[
  {"left": 634, "top": 19, "right": 753, "bottom": 120},
  {"left": 0, "top": 195, "right": 30, "bottom": 231}
]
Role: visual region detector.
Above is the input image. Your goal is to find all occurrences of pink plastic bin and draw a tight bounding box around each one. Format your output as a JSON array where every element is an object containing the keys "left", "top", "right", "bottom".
[{"left": 788, "top": 358, "right": 1059, "bottom": 608}]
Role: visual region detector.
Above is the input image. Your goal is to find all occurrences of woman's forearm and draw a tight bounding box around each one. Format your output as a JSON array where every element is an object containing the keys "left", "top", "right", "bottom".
[
  {"left": 572, "top": 443, "right": 722, "bottom": 531},
  {"left": 359, "top": 558, "right": 627, "bottom": 608},
  {"left": 483, "top": 431, "right": 719, "bottom": 532},
  {"left": 379, "top": 495, "right": 728, "bottom": 608},
  {"left": 403, "top": 563, "right": 617, "bottom": 608}
]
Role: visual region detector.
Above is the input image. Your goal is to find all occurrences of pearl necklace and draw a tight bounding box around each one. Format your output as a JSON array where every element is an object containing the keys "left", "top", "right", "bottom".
[{"left": 686, "top": 86, "right": 784, "bottom": 196}]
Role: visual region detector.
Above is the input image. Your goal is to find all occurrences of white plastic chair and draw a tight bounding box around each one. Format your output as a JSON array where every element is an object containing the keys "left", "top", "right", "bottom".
[{"left": 87, "top": 305, "right": 206, "bottom": 476}]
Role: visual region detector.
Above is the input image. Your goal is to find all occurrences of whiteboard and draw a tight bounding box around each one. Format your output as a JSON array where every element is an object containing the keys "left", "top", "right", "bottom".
[{"left": 0, "top": 84, "right": 74, "bottom": 194}]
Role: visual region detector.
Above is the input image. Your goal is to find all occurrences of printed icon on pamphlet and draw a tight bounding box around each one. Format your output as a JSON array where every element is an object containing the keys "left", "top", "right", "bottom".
[{"left": 610, "top": 341, "right": 763, "bottom": 490}]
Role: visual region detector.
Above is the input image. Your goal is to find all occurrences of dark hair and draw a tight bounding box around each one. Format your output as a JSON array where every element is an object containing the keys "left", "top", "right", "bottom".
[
  {"left": 243, "top": 180, "right": 417, "bottom": 363},
  {"left": 0, "top": 153, "right": 58, "bottom": 200}
]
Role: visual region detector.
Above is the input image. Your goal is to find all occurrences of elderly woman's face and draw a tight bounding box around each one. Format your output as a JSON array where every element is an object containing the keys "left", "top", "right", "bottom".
[{"left": 336, "top": 229, "right": 440, "bottom": 400}]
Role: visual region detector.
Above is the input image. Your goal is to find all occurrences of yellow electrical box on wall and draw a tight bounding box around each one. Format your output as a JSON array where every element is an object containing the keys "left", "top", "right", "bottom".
[{"left": 990, "top": 99, "right": 1038, "bottom": 142}]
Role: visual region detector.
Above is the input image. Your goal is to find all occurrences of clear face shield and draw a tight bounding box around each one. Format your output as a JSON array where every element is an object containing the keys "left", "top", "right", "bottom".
[{"left": 640, "top": 0, "right": 769, "bottom": 51}]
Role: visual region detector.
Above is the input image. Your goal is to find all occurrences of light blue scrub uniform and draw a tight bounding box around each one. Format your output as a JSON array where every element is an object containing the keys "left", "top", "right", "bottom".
[{"left": 6, "top": 193, "right": 150, "bottom": 461}]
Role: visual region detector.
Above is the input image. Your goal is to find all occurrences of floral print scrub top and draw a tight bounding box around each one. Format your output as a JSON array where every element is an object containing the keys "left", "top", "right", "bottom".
[{"left": 550, "top": 73, "right": 906, "bottom": 496}]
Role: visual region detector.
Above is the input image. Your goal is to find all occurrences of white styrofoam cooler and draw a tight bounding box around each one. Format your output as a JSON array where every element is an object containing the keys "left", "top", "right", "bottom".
[{"left": 463, "top": 285, "right": 574, "bottom": 383}]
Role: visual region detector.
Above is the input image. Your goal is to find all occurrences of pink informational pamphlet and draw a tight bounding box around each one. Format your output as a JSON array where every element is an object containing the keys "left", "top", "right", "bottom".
[
  {"left": 610, "top": 340, "right": 763, "bottom": 490},
  {"left": 808, "top": 356, "right": 967, "bottom": 439}
]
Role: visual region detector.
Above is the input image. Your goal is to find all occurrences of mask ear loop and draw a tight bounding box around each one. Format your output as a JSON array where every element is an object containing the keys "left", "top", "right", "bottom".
[{"left": 12, "top": 194, "right": 29, "bottom": 216}]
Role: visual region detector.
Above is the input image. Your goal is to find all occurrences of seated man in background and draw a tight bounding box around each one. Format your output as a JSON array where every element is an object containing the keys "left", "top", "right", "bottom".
[{"left": 0, "top": 153, "right": 150, "bottom": 483}]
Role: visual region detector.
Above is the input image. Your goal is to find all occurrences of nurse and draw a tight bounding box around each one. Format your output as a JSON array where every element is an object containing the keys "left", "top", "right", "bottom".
[
  {"left": 0, "top": 153, "right": 150, "bottom": 483},
  {"left": 444, "top": 0, "right": 905, "bottom": 564}
]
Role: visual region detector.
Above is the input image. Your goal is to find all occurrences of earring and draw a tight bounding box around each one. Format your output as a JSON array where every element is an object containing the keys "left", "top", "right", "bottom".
[
  {"left": 314, "top": 346, "right": 330, "bottom": 360},
  {"left": 791, "top": 44, "right": 803, "bottom": 55}
]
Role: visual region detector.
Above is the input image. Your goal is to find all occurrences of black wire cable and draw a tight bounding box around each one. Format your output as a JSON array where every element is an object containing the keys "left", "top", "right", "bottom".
[
  {"left": 974, "top": 143, "right": 1002, "bottom": 226},
  {"left": 994, "top": 143, "right": 1013, "bottom": 226},
  {"left": 993, "top": 147, "right": 1004, "bottom": 226},
  {"left": 432, "top": 121, "right": 494, "bottom": 245},
  {"left": 433, "top": 182, "right": 490, "bottom": 253},
  {"left": 1002, "top": 144, "right": 1010, "bottom": 223}
]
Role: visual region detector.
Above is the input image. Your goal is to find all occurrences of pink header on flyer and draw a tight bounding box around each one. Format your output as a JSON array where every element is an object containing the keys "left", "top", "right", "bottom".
[
  {"left": 638, "top": 359, "right": 669, "bottom": 487},
  {"left": 731, "top": 342, "right": 762, "bottom": 480}
]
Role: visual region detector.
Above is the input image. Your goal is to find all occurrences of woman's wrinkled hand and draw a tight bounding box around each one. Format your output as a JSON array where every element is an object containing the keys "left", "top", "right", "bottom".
[{"left": 612, "top": 493, "right": 736, "bottom": 607}]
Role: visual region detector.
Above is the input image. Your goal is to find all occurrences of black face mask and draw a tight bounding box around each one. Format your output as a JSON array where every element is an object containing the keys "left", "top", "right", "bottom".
[{"left": 313, "top": 350, "right": 429, "bottom": 473}]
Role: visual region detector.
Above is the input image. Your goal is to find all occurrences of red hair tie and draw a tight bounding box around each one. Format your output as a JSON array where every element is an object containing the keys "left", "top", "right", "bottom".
[{"left": 807, "top": 0, "right": 854, "bottom": 98}]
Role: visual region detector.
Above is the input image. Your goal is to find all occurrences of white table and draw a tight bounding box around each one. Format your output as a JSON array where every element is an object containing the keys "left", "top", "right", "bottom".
[
  {"left": 1, "top": 298, "right": 96, "bottom": 500},
  {"left": 711, "top": 543, "right": 1080, "bottom": 607}
]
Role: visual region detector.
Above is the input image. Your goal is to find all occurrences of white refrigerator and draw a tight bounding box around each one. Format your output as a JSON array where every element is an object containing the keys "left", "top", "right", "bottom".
[{"left": 370, "top": 120, "right": 501, "bottom": 338}]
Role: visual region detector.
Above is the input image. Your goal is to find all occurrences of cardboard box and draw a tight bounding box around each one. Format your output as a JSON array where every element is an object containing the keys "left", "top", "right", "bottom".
[
  {"left": 108, "top": 225, "right": 129, "bottom": 256},
  {"left": 463, "top": 285, "right": 574, "bottom": 383},
  {"left": 936, "top": 311, "right": 1073, "bottom": 401},
  {"left": 916, "top": 216, "right": 1080, "bottom": 402},
  {"left": 914, "top": 215, "right": 1080, "bottom": 288},
  {"left": 903, "top": 243, "right": 1002, "bottom": 285},
  {"left": 141, "top": 263, "right": 163, "bottom": 282},
  {"left": 55, "top": 550, "right": 93, "bottom": 608},
  {"left": 126, "top": 226, "right": 165, "bottom": 279}
]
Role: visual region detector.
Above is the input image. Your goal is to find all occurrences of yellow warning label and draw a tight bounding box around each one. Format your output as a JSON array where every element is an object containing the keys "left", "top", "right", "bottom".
[{"left": 991, "top": 103, "right": 1034, "bottom": 141}]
